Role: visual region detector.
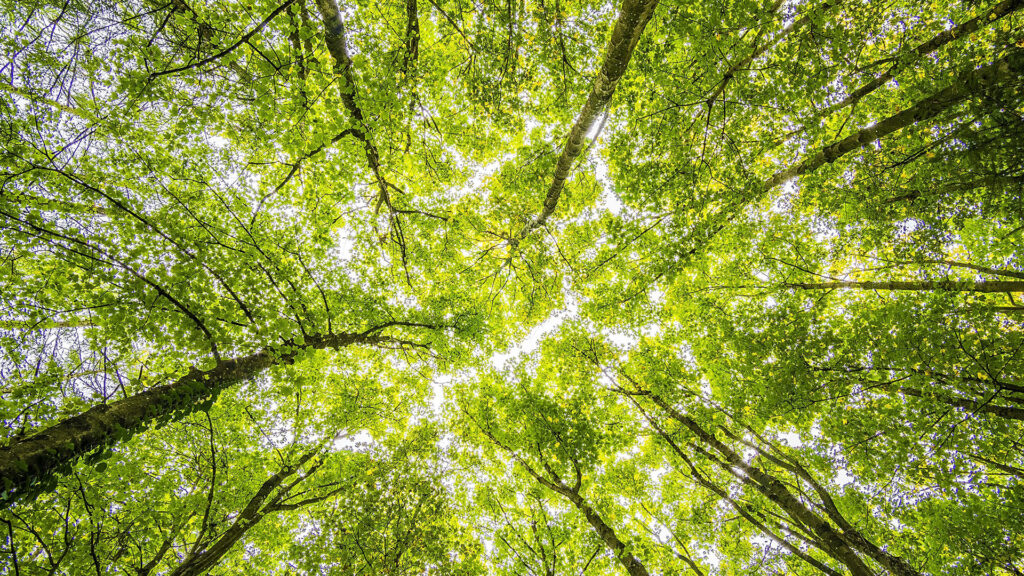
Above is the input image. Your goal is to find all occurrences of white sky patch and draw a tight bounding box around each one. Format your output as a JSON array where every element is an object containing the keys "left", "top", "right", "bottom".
[
  {"left": 751, "top": 534, "right": 775, "bottom": 550},
  {"left": 428, "top": 374, "right": 450, "bottom": 416},
  {"left": 6, "top": 90, "right": 32, "bottom": 113},
  {"left": 584, "top": 113, "right": 605, "bottom": 139},
  {"left": 701, "top": 548, "right": 723, "bottom": 570},
  {"left": 490, "top": 307, "right": 574, "bottom": 369},
  {"left": 649, "top": 287, "right": 666, "bottom": 306},
  {"left": 467, "top": 157, "right": 503, "bottom": 195},
  {"left": 447, "top": 153, "right": 509, "bottom": 204},
  {"left": 640, "top": 322, "right": 662, "bottom": 338},
  {"left": 780, "top": 0, "right": 804, "bottom": 27},
  {"left": 675, "top": 341, "right": 697, "bottom": 365},
  {"left": 771, "top": 179, "right": 799, "bottom": 214},
  {"left": 814, "top": 225, "right": 839, "bottom": 243},
  {"left": 778, "top": 430, "right": 803, "bottom": 447},
  {"left": 700, "top": 376, "right": 713, "bottom": 397},
  {"left": 329, "top": 228, "right": 355, "bottom": 262},
  {"left": 208, "top": 134, "right": 230, "bottom": 149},
  {"left": 896, "top": 217, "right": 921, "bottom": 235},
  {"left": 834, "top": 467, "right": 856, "bottom": 487},
  {"left": 603, "top": 329, "right": 638, "bottom": 350},
  {"left": 332, "top": 430, "right": 373, "bottom": 452},
  {"left": 490, "top": 285, "right": 581, "bottom": 369},
  {"left": 648, "top": 464, "right": 670, "bottom": 485}
]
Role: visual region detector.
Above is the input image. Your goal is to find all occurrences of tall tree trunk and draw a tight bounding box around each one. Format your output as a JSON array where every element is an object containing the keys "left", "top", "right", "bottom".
[
  {"left": 812, "top": 0, "right": 1023, "bottom": 120},
  {"left": 402, "top": 0, "right": 419, "bottom": 73},
  {"left": 764, "top": 48, "right": 1024, "bottom": 191},
  {"left": 313, "top": 0, "right": 386, "bottom": 191},
  {"left": 518, "top": 0, "right": 660, "bottom": 239},
  {"left": 787, "top": 279, "right": 1024, "bottom": 293},
  {"left": 312, "top": 0, "right": 412, "bottom": 270},
  {"left": 476, "top": 425, "right": 652, "bottom": 576},
  {"left": 674, "top": 49, "right": 1024, "bottom": 269},
  {"left": 911, "top": 260, "right": 1024, "bottom": 281},
  {"left": 895, "top": 386, "right": 1024, "bottom": 421},
  {"left": 560, "top": 489, "right": 651, "bottom": 576},
  {"left": 169, "top": 451, "right": 319, "bottom": 576},
  {"left": 645, "top": 414, "right": 844, "bottom": 576},
  {"left": 646, "top": 393, "right": 921, "bottom": 576},
  {"left": 0, "top": 328, "right": 416, "bottom": 506}
]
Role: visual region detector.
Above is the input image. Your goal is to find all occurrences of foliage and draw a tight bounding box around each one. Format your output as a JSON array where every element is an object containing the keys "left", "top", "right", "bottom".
[{"left": 1, "top": 0, "right": 1022, "bottom": 574}]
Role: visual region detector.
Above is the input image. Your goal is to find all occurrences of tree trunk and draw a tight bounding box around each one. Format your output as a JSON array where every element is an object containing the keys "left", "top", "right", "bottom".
[
  {"left": 648, "top": 420, "right": 843, "bottom": 576},
  {"left": 764, "top": 48, "right": 1024, "bottom": 191},
  {"left": 896, "top": 386, "right": 1024, "bottom": 421},
  {"left": 788, "top": 279, "right": 1024, "bottom": 293},
  {"left": 518, "top": 0, "right": 660, "bottom": 239},
  {"left": 648, "top": 393, "right": 922, "bottom": 576},
  {"left": 915, "top": 260, "right": 1024, "bottom": 281},
  {"left": 678, "top": 49, "right": 1024, "bottom": 267},
  {"left": 562, "top": 489, "right": 652, "bottom": 576},
  {"left": 0, "top": 330, "right": 399, "bottom": 506},
  {"left": 814, "top": 0, "right": 1022, "bottom": 120},
  {"left": 168, "top": 451, "right": 316, "bottom": 576},
  {"left": 648, "top": 395, "right": 878, "bottom": 576},
  {"left": 478, "top": 424, "right": 652, "bottom": 576}
]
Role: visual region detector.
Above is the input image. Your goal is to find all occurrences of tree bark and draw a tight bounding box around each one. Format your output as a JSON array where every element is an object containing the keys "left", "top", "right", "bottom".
[
  {"left": 402, "top": 0, "right": 420, "bottom": 73},
  {"left": 648, "top": 418, "right": 843, "bottom": 576},
  {"left": 0, "top": 329, "right": 407, "bottom": 506},
  {"left": 639, "top": 389, "right": 923, "bottom": 576},
  {"left": 673, "top": 49, "right": 1024, "bottom": 270},
  {"left": 475, "top": 423, "right": 651, "bottom": 576},
  {"left": 787, "top": 279, "right": 1024, "bottom": 293},
  {"left": 647, "top": 394, "right": 880, "bottom": 576},
  {"left": 314, "top": 0, "right": 378, "bottom": 165},
  {"left": 913, "top": 259, "right": 1024, "bottom": 281},
  {"left": 526, "top": 469, "right": 651, "bottom": 576},
  {"left": 561, "top": 489, "right": 651, "bottom": 576},
  {"left": 764, "top": 48, "right": 1024, "bottom": 192},
  {"left": 312, "top": 0, "right": 410, "bottom": 263},
  {"left": 518, "top": 0, "right": 660, "bottom": 239},
  {"left": 896, "top": 386, "right": 1024, "bottom": 421},
  {"left": 168, "top": 451, "right": 318, "bottom": 576},
  {"left": 149, "top": 0, "right": 297, "bottom": 79},
  {"left": 816, "top": 0, "right": 1023, "bottom": 120}
]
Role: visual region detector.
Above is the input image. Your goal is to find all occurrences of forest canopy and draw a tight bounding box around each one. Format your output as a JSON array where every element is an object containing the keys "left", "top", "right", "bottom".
[{"left": 1, "top": 0, "right": 1022, "bottom": 574}]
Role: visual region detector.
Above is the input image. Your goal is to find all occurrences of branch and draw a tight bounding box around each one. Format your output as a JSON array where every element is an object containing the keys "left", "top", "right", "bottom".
[
  {"left": 150, "top": 0, "right": 297, "bottom": 79},
  {"left": 816, "top": 0, "right": 1023, "bottom": 120},
  {"left": 786, "top": 279, "right": 1024, "bottom": 293}
]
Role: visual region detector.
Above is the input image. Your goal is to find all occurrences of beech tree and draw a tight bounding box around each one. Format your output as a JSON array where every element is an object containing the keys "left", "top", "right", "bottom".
[{"left": 2, "top": 0, "right": 1022, "bottom": 573}]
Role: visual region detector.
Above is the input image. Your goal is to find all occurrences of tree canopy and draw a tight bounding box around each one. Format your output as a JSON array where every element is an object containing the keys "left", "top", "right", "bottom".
[{"left": 1, "top": 0, "right": 1022, "bottom": 573}]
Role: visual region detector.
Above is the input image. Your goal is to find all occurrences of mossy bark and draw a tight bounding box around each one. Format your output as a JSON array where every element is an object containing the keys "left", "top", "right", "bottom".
[
  {"left": 519, "top": 0, "right": 660, "bottom": 238},
  {"left": 0, "top": 331, "right": 381, "bottom": 506}
]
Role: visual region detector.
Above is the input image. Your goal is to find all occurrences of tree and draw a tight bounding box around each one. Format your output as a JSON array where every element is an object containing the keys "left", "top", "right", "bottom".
[{"left": 2, "top": 0, "right": 1023, "bottom": 573}]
